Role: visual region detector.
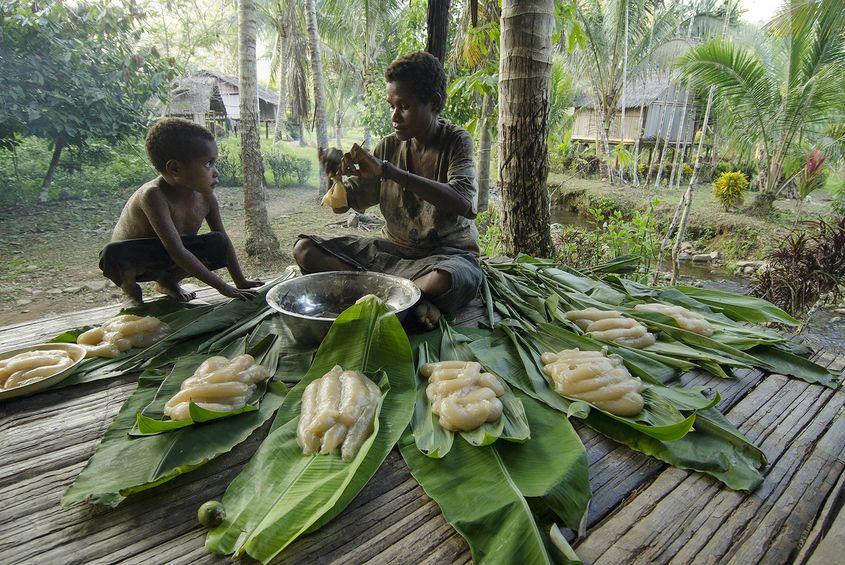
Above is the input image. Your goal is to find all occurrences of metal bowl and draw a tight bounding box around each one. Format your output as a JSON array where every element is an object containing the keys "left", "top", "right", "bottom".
[{"left": 265, "top": 271, "right": 421, "bottom": 343}]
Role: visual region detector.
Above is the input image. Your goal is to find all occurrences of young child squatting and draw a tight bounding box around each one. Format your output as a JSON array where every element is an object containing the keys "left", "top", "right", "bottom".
[{"left": 99, "top": 118, "right": 262, "bottom": 304}]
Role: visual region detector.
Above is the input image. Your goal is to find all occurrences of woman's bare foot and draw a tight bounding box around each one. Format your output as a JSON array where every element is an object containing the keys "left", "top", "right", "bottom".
[
  {"left": 414, "top": 300, "right": 441, "bottom": 330},
  {"left": 120, "top": 281, "right": 144, "bottom": 306},
  {"left": 155, "top": 280, "right": 196, "bottom": 302}
]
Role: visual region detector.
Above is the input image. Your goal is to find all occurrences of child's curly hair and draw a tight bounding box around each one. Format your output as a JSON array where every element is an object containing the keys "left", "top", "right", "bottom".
[
  {"left": 145, "top": 117, "right": 215, "bottom": 173},
  {"left": 384, "top": 51, "right": 447, "bottom": 113}
]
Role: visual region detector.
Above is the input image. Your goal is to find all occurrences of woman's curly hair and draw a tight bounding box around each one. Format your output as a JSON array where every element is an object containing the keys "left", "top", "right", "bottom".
[
  {"left": 145, "top": 117, "right": 215, "bottom": 173},
  {"left": 384, "top": 51, "right": 447, "bottom": 113}
]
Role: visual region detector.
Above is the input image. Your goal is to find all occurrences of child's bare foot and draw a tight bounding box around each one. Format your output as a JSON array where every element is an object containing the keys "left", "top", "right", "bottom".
[
  {"left": 120, "top": 281, "right": 144, "bottom": 306},
  {"left": 155, "top": 279, "right": 196, "bottom": 302},
  {"left": 414, "top": 300, "right": 441, "bottom": 330}
]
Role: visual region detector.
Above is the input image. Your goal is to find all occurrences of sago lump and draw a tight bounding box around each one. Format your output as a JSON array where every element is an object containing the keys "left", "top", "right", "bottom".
[
  {"left": 320, "top": 175, "right": 349, "bottom": 208},
  {"left": 420, "top": 361, "right": 505, "bottom": 432},
  {"left": 164, "top": 354, "right": 270, "bottom": 420},
  {"left": 0, "top": 349, "right": 75, "bottom": 389},
  {"left": 297, "top": 365, "right": 381, "bottom": 461},
  {"left": 541, "top": 348, "right": 645, "bottom": 416},
  {"left": 633, "top": 303, "right": 714, "bottom": 336},
  {"left": 77, "top": 314, "right": 169, "bottom": 358},
  {"left": 565, "top": 308, "right": 656, "bottom": 348}
]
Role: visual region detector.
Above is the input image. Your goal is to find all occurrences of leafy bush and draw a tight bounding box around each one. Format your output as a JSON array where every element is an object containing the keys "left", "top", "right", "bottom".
[
  {"left": 0, "top": 136, "right": 153, "bottom": 204},
  {"left": 215, "top": 141, "right": 242, "bottom": 185},
  {"left": 682, "top": 163, "right": 693, "bottom": 177},
  {"left": 264, "top": 148, "right": 311, "bottom": 187},
  {"left": 713, "top": 171, "right": 748, "bottom": 210},
  {"left": 552, "top": 198, "right": 659, "bottom": 275},
  {"left": 752, "top": 215, "right": 845, "bottom": 316}
]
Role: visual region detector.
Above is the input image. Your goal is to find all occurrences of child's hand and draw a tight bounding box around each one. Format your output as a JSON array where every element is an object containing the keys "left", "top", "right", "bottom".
[
  {"left": 219, "top": 284, "right": 258, "bottom": 300},
  {"left": 235, "top": 278, "right": 263, "bottom": 289}
]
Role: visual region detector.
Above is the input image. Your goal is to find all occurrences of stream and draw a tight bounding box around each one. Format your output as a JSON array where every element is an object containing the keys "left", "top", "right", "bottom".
[{"left": 551, "top": 206, "right": 844, "bottom": 351}]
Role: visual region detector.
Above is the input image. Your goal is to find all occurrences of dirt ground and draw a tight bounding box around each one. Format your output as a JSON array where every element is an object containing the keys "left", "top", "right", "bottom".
[{"left": 0, "top": 183, "right": 371, "bottom": 326}]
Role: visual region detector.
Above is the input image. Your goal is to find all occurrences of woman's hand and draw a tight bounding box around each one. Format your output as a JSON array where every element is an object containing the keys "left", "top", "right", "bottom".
[{"left": 343, "top": 143, "right": 383, "bottom": 179}]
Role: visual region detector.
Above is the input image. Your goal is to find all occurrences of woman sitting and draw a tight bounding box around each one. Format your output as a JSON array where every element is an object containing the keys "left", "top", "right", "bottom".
[{"left": 294, "top": 51, "right": 483, "bottom": 328}]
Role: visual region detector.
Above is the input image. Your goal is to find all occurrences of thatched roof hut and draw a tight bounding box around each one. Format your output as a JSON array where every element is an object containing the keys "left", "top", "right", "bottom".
[
  {"left": 571, "top": 78, "right": 697, "bottom": 145},
  {"left": 162, "top": 70, "right": 279, "bottom": 125}
]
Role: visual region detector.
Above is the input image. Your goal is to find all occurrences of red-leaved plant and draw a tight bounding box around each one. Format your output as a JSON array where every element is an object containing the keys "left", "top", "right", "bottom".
[{"left": 752, "top": 215, "right": 845, "bottom": 316}]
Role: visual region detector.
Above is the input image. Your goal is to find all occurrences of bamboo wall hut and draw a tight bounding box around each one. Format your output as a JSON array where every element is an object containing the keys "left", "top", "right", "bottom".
[
  {"left": 162, "top": 71, "right": 279, "bottom": 134},
  {"left": 571, "top": 80, "right": 697, "bottom": 145}
]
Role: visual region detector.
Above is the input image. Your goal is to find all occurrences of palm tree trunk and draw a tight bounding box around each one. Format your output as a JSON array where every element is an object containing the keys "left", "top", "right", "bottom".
[
  {"left": 654, "top": 81, "right": 680, "bottom": 188},
  {"left": 632, "top": 80, "right": 647, "bottom": 186},
  {"left": 335, "top": 108, "right": 343, "bottom": 147},
  {"left": 498, "top": 0, "right": 554, "bottom": 257},
  {"left": 426, "top": 0, "right": 451, "bottom": 62},
  {"left": 239, "top": 0, "right": 280, "bottom": 258},
  {"left": 477, "top": 93, "right": 493, "bottom": 212},
  {"left": 305, "top": 0, "right": 329, "bottom": 189},
  {"left": 618, "top": 0, "right": 630, "bottom": 183},
  {"left": 39, "top": 138, "right": 65, "bottom": 203},
  {"left": 668, "top": 87, "right": 715, "bottom": 283},
  {"left": 272, "top": 15, "right": 290, "bottom": 142},
  {"left": 668, "top": 90, "right": 691, "bottom": 188},
  {"left": 593, "top": 87, "right": 615, "bottom": 183}
]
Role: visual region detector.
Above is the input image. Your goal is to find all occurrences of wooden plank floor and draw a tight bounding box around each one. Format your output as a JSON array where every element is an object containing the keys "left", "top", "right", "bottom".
[{"left": 0, "top": 288, "right": 842, "bottom": 564}]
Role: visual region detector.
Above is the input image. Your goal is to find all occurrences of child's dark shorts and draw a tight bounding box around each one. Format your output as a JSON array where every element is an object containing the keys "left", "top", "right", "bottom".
[{"left": 99, "top": 232, "right": 228, "bottom": 286}]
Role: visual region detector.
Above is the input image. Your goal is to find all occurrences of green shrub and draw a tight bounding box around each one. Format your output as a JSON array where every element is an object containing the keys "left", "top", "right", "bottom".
[
  {"left": 0, "top": 136, "right": 153, "bottom": 204},
  {"left": 264, "top": 148, "right": 311, "bottom": 187},
  {"left": 215, "top": 142, "right": 242, "bottom": 185},
  {"left": 713, "top": 171, "right": 749, "bottom": 210},
  {"left": 682, "top": 163, "right": 693, "bottom": 177}
]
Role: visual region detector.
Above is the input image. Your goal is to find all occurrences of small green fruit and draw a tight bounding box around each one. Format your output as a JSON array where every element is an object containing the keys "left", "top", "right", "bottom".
[{"left": 197, "top": 500, "right": 226, "bottom": 528}]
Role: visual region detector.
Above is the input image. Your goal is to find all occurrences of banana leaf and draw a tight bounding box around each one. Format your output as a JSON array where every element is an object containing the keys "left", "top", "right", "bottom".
[
  {"left": 670, "top": 285, "right": 799, "bottom": 326},
  {"left": 747, "top": 344, "right": 840, "bottom": 388},
  {"left": 467, "top": 328, "right": 765, "bottom": 490},
  {"left": 399, "top": 389, "right": 591, "bottom": 564},
  {"left": 113, "top": 271, "right": 297, "bottom": 373},
  {"left": 130, "top": 355, "right": 268, "bottom": 436},
  {"left": 205, "top": 299, "right": 416, "bottom": 563},
  {"left": 48, "top": 302, "right": 214, "bottom": 388},
  {"left": 410, "top": 325, "right": 530, "bottom": 458},
  {"left": 61, "top": 367, "right": 291, "bottom": 508},
  {"left": 499, "top": 324, "right": 713, "bottom": 442}
]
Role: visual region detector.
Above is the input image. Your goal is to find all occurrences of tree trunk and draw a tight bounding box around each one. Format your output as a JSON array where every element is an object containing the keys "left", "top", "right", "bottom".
[
  {"left": 654, "top": 82, "right": 680, "bottom": 188},
  {"left": 335, "top": 108, "right": 343, "bottom": 147},
  {"left": 618, "top": 0, "right": 629, "bottom": 183},
  {"left": 39, "top": 138, "right": 65, "bottom": 203},
  {"left": 305, "top": 0, "right": 329, "bottom": 189},
  {"left": 646, "top": 89, "right": 669, "bottom": 184},
  {"left": 477, "top": 93, "right": 493, "bottom": 212},
  {"left": 498, "top": 0, "right": 554, "bottom": 258},
  {"left": 298, "top": 122, "right": 306, "bottom": 146},
  {"left": 426, "top": 0, "right": 451, "bottom": 62},
  {"left": 239, "top": 0, "right": 280, "bottom": 258},
  {"left": 668, "top": 91, "right": 691, "bottom": 188},
  {"left": 273, "top": 17, "right": 290, "bottom": 142}
]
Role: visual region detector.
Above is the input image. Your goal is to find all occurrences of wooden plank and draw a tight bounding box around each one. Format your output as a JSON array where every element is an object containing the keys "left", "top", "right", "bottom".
[
  {"left": 572, "top": 361, "right": 845, "bottom": 564},
  {"left": 2, "top": 289, "right": 843, "bottom": 564}
]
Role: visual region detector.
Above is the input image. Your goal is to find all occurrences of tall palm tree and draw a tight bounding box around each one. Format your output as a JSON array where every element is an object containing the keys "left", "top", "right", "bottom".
[
  {"left": 498, "top": 0, "right": 555, "bottom": 257},
  {"left": 681, "top": 0, "right": 845, "bottom": 211},
  {"left": 305, "top": 0, "right": 329, "bottom": 189},
  {"left": 239, "top": 0, "right": 280, "bottom": 258},
  {"left": 571, "top": 0, "right": 679, "bottom": 181}
]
